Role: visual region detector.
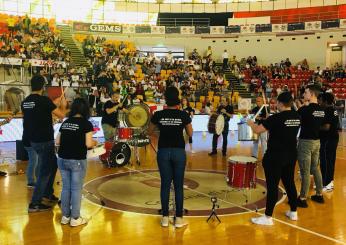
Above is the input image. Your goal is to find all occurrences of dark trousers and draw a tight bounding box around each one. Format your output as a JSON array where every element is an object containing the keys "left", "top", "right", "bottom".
[
  {"left": 320, "top": 135, "right": 339, "bottom": 186},
  {"left": 222, "top": 58, "right": 228, "bottom": 70},
  {"left": 157, "top": 148, "right": 186, "bottom": 217},
  {"left": 30, "top": 141, "right": 57, "bottom": 204},
  {"left": 212, "top": 129, "right": 228, "bottom": 153},
  {"left": 262, "top": 151, "right": 297, "bottom": 216}
]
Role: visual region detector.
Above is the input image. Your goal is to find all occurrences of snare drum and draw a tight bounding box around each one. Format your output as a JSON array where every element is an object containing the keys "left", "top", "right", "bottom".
[
  {"left": 226, "top": 156, "right": 257, "bottom": 189},
  {"left": 117, "top": 127, "right": 133, "bottom": 141}
]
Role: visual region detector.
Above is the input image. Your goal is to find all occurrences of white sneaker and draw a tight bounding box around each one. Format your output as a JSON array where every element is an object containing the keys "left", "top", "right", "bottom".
[
  {"left": 174, "top": 217, "right": 188, "bottom": 228},
  {"left": 190, "top": 150, "right": 196, "bottom": 154},
  {"left": 61, "top": 216, "right": 70, "bottom": 225},
  {"left": 251, "top": 215, "right": 273, "bottom": 226},
  {"left": 285, "top": 211, "right": 298, "bottom": 221},
  {"left": 161, "top": 216, "right": 169, "bottom": 227},
  {"left": 323, "top": 186, "right": 333, "bottom": 192},
  {"left": 70, "top": 217, "right": 88, "bottom": 227}
]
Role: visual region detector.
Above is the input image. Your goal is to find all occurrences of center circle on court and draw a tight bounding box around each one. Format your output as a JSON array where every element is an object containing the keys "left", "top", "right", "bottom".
[{"left": 84, "top": 170, "right": 285, "bottom": 216}]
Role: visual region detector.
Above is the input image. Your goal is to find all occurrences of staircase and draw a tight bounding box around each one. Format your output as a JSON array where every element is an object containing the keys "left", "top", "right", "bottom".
[{"left": 58, "top": 25, "right": 90, "bottom": 69}]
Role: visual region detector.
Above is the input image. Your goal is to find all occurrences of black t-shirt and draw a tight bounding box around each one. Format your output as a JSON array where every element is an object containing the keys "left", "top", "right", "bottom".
[
  {"left": 58, "top": 117, "right": 93, "bottom": 160},
  {"left": 320, "top": 106, "right": 339, "bottom": 140},
  {"left": 182, "top": 106, "right": 195, "bottom": 118},
  {"left": 101, "top": 100, "right": 121, "bottom": 127},
  {"left": 262, "top": 110, "right": 301, "bottom": 153},
  {"left": 151, "top": 109, "right": 192, "bottom": 149},
  {"left": 251, "top": 105, "right": 268, "bottom": 124},
  {"left": 21, "top": 94, "right": 56, "bottom": 144},
  {"left": 298, "top": 103, "right": 325, "bottom": 140},
  {"left": 217, "top": 105, "right": 234, "bottom": 122}
]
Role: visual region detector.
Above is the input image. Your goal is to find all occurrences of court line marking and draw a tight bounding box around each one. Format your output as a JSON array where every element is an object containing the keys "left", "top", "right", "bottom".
[{"left": 84, "top": 167, "right": 346, "bottom": 245}]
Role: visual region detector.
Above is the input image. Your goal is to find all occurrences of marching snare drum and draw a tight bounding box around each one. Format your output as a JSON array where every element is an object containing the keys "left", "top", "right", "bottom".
[
  {"left": 227, "top": 156, "right": 257, "bottom": 189},
  {"left": 237, "top": 122, "right": 258, "bottom": 141},
  {"left": 208, "top": 114, "right": 225, "bottom": 135}
]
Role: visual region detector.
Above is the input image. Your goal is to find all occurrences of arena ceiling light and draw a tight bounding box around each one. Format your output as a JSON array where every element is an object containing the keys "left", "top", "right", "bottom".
[{"left": 329, "top": 43, "right": 339, "bottom": 47}]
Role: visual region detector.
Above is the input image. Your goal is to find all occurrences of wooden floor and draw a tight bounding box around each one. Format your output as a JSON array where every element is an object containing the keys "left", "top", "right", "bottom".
[{"left": 1, "top": 132, "right": 346, "bottom": 245}]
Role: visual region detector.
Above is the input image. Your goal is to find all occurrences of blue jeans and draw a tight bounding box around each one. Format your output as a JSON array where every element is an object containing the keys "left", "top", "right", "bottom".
[
  {"left": 24, "top": 146, "right": 39, "bottom": 185},
  {"left": 157, "top": 148, "right": 186, "bottom": 217},
  {"left": 58, "top": 158, "right": 87, "bottom": 218},
  {"left": 30, "top": 141, "right": 57, "bottom": 204}
]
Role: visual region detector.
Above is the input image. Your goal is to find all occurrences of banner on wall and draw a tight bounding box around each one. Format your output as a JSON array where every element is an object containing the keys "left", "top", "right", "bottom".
[
  {"left": 195, "top": 26, "right": 210, "bottom": 34},
  {"left": 29, "top": 59, "right": 66, "bottom": 67},
  {"left": 210, "top": 26, "right": 225, "bottom": 35},
  {"left": 180, "top": 26, "right": 195, "bottom": 35},
  {"left": 165, "top": 26, "right": 180, "bottom": 34},
  {"left": 73, "top": 22, "right": 122, "bottom": 33},
  {"left": 305, "top": 21, "right": 322, "bottom": 31},
  {"left": 135, "top": 25, "right": 151, "bottom": 34},
  {"left": 255, "top": 24, "right": 272, "bottom": 33},
  {"left": 122, "top": 25, "right": 136, "bottom": 34},
  {"left": 287, "top": 22, "right": 305, "bottom": 31},
  {"left": 225, "top": 25, "right": 241, "bottom": 33},
  {"left": 151, "top": 26, "right": 165, "bottom": 34},
  {"left": 0, "top": 57, "right": 22, "bottom": 65},
  {"left": 340, "top": 19, "right": 346, "bottom": 28},
  {"left": 240, "top": 25, "right": 256, "bottom": 34},
  {"left": 321, "top": 19, "right": 340, "bottom": 29},
  {"left": 272, "top": 23, "right": 288, "bottom": 33}
]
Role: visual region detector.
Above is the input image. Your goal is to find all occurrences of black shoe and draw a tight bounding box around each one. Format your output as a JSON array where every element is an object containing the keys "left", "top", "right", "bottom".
[
  {"left": 222, "top": 152, "right": 227, "bottom": 157},
  {"left": 311, "top": 195, "right": 324, "bottom": 204},
  {"left": 0, "top": 171, "right": 7, "bottom": 177},
  {"left": 28, "top": 203, "right": 52, "bottom": 213},
  {"left": 208, "top": 151, "right": 217, "bottom": 156},
  {"left": 43, "top": 195, "right": 59, "bottom": 203},
  {"left": 297, "top": 197, "right": 308, "bottom": 208}
]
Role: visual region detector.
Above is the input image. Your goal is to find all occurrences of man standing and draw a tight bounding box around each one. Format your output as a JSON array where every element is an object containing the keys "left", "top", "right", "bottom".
[
  {"left": 209, "top": 97, "right": 234, "bottom": 157},
  {"left": 319, "top": 92, "right": 339, "bottom": 191},
  {"left": 23, "top": 75, "right": 66, "bottom": 212},
  {"left": 222, "top": 50, "right": 229, "bottom": 71},
  {"left": 297, "top": 84, "right": 325, "bottom": 207},
  {"left": 251, "top": 96, "right": 268, "bottom": 159},
  {"left": 101, "top": 92, "right": 124, "bottom": 141},
  {"left": 247, "top": 92, "right": 300, "bottom": 225}
]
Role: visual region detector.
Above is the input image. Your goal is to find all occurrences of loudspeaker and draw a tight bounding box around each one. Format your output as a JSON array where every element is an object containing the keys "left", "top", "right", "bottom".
[{"left": 16, "top": 140, "right": 28, "bottom": 161}]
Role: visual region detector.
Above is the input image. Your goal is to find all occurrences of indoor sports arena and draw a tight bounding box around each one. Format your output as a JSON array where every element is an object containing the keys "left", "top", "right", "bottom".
[{"left": 0, "top": 0, "right": 346, "bottom": 244}]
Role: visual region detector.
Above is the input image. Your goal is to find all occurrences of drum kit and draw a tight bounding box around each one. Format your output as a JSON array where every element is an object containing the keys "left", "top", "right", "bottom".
[{"left": 88, "top": 102, "right": 151, "bottom": 168}]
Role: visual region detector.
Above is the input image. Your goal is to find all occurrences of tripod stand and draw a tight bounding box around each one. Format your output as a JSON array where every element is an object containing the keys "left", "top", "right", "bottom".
[{"left": 207, "top": 197, "right": 221, "bottom": 223}]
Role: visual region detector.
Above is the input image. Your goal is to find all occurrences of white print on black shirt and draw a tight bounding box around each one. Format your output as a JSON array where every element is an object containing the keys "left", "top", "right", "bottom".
[
  {"left": 22, "top": 102, "right": 35, "bottom": 109},
  {"left": 312, "top": 111, "right": 325, "bottom": 118},
  {"left": 159, "top": 118, "right": 183, "bottom": 126},
  {"left": 284, "top": 119, "right": 300, "bottom": 127},
  {"left": 61, "top": 123, "right": 80, "bottom": 131},
  {"left": 334, "top": 110, "right": 338, "bottom": 116}
]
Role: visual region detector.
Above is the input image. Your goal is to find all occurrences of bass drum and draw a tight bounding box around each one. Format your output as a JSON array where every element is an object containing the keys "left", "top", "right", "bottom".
[
  {"left": 108, "top": 142, "right": 131, "bottom": 168},
  {"left": 208, "top": 114, "right": 225, "bottom": 135},
  {"left": 124, "top": 103, "right": 151, "bottom": 130}
]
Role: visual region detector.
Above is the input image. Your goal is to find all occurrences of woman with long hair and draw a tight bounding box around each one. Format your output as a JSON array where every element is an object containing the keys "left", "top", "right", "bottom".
[
  {"left": 149, "top": 86, "right": 193, "bottom": 228},
  {"left": 56, "top": 98, "right": 98, "bottom": 227}
]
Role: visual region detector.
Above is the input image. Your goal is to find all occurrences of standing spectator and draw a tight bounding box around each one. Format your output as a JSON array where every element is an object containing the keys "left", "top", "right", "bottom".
[{"left": 222, "top": 50, "right": 229, "bottom": 70}]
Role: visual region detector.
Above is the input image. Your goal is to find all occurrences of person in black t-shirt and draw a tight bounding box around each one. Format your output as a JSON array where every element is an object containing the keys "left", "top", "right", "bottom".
[
  {"left": 181, "top": 98, "right": 195, "bottom": 153},
  {"left": 297, "top": 84, "right": 325, "bottom": 207},
  {"left": 101, "top": 91, "right": 125, "bottom": 141},
  {"left": 318, "top": 92, "right": 339, "bottom": 191},
  {"left": 56, "top": 98, "right": 97, "bottom": 227},
  {"left": 149, "top": 86, "right": 193, "bottom": 228},
  {"left": 23, "top": 75, "right": 67, "bottom": 213},
  {"left": 209, "top": 97, "right": 234, "bottom": 156},
  {"left": 247, "top": 92, "right": 301, "bottom": 225},
  {"left": 250, "top": 96, "right": 268, "bottom": 159}
]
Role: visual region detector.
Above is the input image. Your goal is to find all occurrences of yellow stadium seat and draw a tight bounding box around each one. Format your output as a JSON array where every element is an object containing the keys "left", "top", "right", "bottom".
[
  {"left": 199, "top": 96, "right": 205, "bottom": 103},
  {"left": 213, "top": 96, "right": 220, "bottom": 103},
  {"left": 196, "top": 102, "right": 202, "bottom": 110}
]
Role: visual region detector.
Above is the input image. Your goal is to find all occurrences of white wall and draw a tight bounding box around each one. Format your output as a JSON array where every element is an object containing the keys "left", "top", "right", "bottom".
[{"left": 102, "top": 30, "right": 346, "bottom": 68}]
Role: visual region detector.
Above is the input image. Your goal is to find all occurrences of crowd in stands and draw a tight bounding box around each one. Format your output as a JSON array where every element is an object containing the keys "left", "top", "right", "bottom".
[{"left": 0, "top": 15, "right": 70, "bottom": 75}]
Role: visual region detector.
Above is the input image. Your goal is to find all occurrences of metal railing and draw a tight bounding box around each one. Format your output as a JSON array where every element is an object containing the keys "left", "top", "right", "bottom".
[{"left": 157, "top": 18, "right": 210, "bottom": 26}]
